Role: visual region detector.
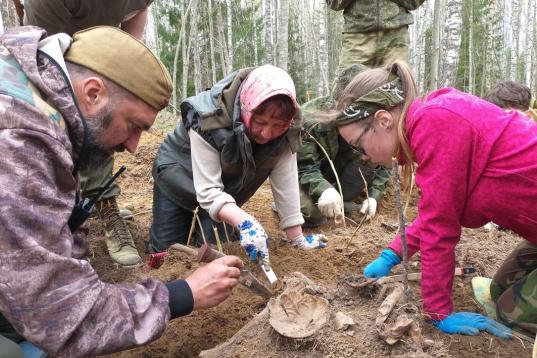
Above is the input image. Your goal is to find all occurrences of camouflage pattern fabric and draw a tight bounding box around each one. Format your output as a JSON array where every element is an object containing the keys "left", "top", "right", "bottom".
[
  {"left": 298, "top": 98, "right": 389, "bottom": 222},
  {"left": 337, "top": 26, "right": 410, "bottom": 72},
  {"left": 80, "top": 154, "right": 120, "bottom": 200},
  {"left": 0, "top": 27, "right": 169, "bottom": 357},
  {"left": 325, "top": 0, "right": 425, "bottom": 33},
  {"left": 490, "top": 240, "right": 537, "bottom": 334}
]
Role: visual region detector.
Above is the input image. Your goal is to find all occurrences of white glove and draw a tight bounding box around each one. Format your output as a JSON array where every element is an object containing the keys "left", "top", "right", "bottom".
[
  {"left": 317, "top": 188, "right": 342, "bottom": 218},
  {"left": 291, "top": 233, "right": 328, "bottom": 249},
  {"left": 360, "top": 198, "right": 377, "bottom": 220},
  {"left": 237, "top": 217, "right": 270, "bottom": 265}
]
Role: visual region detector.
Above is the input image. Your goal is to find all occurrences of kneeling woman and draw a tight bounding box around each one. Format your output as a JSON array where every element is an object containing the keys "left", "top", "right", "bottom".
[
  {"left": 147, "top": 65, "right": 326, "bottom": 267},
  {"left": 328, "top": 61, "right": 537, "bottom": 337}
]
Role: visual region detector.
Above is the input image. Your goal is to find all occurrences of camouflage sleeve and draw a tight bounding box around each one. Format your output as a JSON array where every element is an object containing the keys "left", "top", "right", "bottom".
[
  {"left": 368, "top": 165, "right": 390, "bottom": 202},
  {"left": 0, "top": 125, "right": 170, "bottom": 356},
  {"left": 325, "top": 0, "right": 356, "bottom": 11},
  {"left": 389, "top": 0, "right": 426, "bottom": 10}
]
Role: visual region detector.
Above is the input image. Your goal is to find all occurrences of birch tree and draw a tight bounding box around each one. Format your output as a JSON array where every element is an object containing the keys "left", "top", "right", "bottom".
[
  {"left": 225, "top": 0, "right": 234, "bottom": 72},
  {"left": 429, "top": 0, "right": 442, "bottom": 90},
  {"left": 317, "top": 2, "right": 329, "bottom": 96},
  {"left": 276, "top": 0, "right": 290, "bottom": 70},
  {"left": 440, "top": 0, "right": 462, "bottom": 87},
  {"left": 208, "top": 0, "right": 218, "bottom": 83}
]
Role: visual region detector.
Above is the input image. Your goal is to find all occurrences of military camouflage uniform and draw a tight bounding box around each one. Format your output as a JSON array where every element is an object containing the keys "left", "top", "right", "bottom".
[
  {"left": 490, "top": 241, "right": 537, "bottom": 334},
  {"left": 0, "top": 27, "right": 183, "bottom": 356},
  {"left": 326, "top": 0, "right": 425, "bottom": 71}
]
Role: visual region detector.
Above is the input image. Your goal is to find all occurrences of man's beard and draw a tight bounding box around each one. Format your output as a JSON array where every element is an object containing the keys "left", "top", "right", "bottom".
[{"left": 81, "top": 104, "right": 124, "bottom": 171}]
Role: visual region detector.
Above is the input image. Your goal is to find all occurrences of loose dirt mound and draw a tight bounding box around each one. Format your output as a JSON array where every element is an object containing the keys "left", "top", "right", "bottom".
[{"left": 91, "top": 132, "right": 532, "bottom": 357}]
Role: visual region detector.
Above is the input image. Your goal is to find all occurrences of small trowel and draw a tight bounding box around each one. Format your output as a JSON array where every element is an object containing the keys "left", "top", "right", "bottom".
[{"left": 171, "top": 243, "right": 273, "bottom": 298}]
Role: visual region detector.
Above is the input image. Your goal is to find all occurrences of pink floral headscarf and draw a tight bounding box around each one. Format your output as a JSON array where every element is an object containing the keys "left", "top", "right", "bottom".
[{"left": 239, "top": 64, "right": 297, "bottom": 128}]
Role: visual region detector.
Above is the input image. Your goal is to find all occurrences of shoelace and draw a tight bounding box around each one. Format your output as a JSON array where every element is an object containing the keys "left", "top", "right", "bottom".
[{"left": 98, "top": 199, "right": 134, "bottom": 248}]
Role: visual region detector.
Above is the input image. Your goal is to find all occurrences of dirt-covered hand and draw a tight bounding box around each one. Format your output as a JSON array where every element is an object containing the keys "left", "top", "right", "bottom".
[
  {"left": 237, "top": 217, "right": 270, "bottom": 264},
  {"left": 185, "top": 255, "right": 243, "bottom": 310},
  {"left": 291, "top": 233, "right": 328, "bottom": 249},
  {"left": 318, "top": 187, "right": 342, "bottom": 218},
  {"left": 360, "top": 197, "right": 377, "bottom": 219},
  {"left": 363, "top": 249, "right": 400, "bottom": 278},
  {"left": 432, "top": 312, "right": 512, "bottom": 339}
]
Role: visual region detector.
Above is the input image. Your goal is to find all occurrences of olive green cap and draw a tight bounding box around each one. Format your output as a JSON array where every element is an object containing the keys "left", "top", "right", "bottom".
[{"left": 65, "top": 26, "right": 172, "bottom": 110}]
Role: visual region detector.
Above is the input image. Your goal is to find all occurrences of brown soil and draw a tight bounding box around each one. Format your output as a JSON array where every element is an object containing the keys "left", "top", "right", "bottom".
[{"left": 90, "top": 132, "right": 532, "bottom": 358}]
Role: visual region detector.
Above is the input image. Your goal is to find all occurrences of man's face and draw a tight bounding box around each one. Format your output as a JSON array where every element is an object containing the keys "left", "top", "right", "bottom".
[{"left": 83, "top": 96, "right": 158, "bottom": 169}]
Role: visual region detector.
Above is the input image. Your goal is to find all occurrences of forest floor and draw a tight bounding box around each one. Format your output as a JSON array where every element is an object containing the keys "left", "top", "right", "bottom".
[{"left": 92, "top": 131, "right": 533, "bottom": 358}]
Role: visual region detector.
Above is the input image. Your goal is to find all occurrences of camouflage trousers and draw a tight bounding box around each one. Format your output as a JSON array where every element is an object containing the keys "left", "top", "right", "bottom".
[
  {"left": 80, "top": 153, "right": 120, "bottom": 200},
  {"left": 300, "top": 159, "right": 376, "bottom": 225},
  {"left": 337, "top": 26, "right": 410, "bottom": 74},
  {"left": 490, "top": 240, "right": 537, "bottom": 334}
]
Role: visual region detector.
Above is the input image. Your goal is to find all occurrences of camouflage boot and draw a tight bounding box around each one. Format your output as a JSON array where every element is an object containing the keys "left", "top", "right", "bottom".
[{"left": 95, "top": 197, "right": 142, "bottom": 267}]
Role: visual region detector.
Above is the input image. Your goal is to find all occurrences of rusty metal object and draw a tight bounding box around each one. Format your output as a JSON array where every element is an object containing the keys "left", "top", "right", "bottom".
[{"left": 171, "top": 243, "right": 273, "bottom": 298}]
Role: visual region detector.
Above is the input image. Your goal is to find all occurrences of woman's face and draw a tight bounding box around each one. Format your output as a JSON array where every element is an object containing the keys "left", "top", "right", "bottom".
[
  {"left": 247, "top": 101, "right": 291, "bottom": 144},
  {"left": 338, "top": 110, "right": 397, "bottom": 167}
]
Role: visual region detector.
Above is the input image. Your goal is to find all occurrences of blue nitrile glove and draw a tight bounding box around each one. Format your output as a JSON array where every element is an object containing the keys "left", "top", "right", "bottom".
[
  {"left": 291, "top": 233, "right": 328, "bottom": 249},
  {"left": 432, "top": 312, "right": 512, "bottom": 339},
  {"left": 237, "top": 217, "right": 270, "bottom": 264},
  {"left": 363, "top": 249, "right": 401, "bottom": 278}
]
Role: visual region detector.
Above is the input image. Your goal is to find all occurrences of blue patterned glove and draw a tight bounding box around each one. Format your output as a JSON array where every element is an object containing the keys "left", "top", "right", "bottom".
[
  {"left": 237, "top": 217, "right": 270, "bottom": 264},
  {"left": 292, "top": 233, "right": 328, "bottom": 249},
  {"left": 432, "top": 312, "right": 512, "bottom": 339},
  {"left": 363, "top": 249, "right": 401, "bottom": 278}
]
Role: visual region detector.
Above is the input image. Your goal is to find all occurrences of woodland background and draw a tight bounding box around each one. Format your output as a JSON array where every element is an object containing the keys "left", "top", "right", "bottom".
[{"left": 2, "top": 0, "right": 536, "bottom": 113}]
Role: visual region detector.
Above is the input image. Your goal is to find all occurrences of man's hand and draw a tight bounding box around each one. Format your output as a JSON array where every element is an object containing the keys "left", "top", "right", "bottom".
[
  {"left": 291, "top": 233, "right": 328, "bottom": 249},
  {"left": 185, "top": 256, "right": 243, "bottom": 310},
  {"left": 360, "top": 198, "right": 377, "bottom": 219},
  {"left": 432, "top": 312, "right": 512, "bottom": 339},
  {"left": 318, "top": 188, "right": 342, "bottom": 218},
  {"left": 363, "top": 249, "right": 401, "bottom": 278},
  {"left": 237, "top": 217, "right": 270, "bottom": 265}
]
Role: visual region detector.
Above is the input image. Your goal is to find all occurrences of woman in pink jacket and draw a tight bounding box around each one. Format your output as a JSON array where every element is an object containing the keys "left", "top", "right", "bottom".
[{"left": 329, "top": 60, "right": 537, "bottom": 337}]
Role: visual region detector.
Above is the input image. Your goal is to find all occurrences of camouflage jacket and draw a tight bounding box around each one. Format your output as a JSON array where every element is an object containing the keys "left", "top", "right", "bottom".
[
  {"left": 0, "top": 27, "right": 169, "bottom": 357},
  {"left": 298, "top": 96, "right": 389, "bottom": 202},
  {"left": 326, "top": 0, "right": 425, "bottom": 33}
]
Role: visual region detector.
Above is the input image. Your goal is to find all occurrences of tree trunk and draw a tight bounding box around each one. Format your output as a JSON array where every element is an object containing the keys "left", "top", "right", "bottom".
[
  {"left": 172, "top": 0, "right": 194, "bottom": 117},
  {"left": 468, "top": 0, "right": 474, "bottom": 94},
  {"left": 264, "top": 0, "right": 274, "bottom": 63},
  {"left": 482, "top": 0, "right": 496, "bottom": 93},
  {"left": 276, "top": 0, "right": 290, "bottom": 70},
  {"left": 216, "top": 3, "right": 230, "bottom": 76},
  {"left": 440, "top": 0, "right": 462, "bottom": 87},
  {"left": 225, "top": 0, "right": 233, "bottom": 72},
  {"left": 429, "top": 0, "right": 442, "bottom": 91},
  {"left": 317, "top": 2, "right": 329, "bottom": 96},
  {"left": 208, "top": 0, "right": 217, "bottom": 84}
]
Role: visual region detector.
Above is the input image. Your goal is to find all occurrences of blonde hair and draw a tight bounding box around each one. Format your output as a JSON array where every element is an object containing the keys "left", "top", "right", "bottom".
[{"left": 335, "top": 61, "right": 418, "bottom": 187}]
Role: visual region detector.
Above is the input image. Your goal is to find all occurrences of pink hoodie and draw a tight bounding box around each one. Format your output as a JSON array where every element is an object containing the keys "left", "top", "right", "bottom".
[{"left": 388, "top": 88, "right": 537, "bottom": 320}]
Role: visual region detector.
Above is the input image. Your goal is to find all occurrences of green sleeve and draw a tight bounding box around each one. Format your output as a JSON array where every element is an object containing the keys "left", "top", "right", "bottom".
[
  {"left": 297, "top": 136, "right": 334, "bottom": 202},
  {"left": 368, "top": 165, "right": 390, "bottom": 202},
  {"left": 389, "top": 0, "right": 426, "bottom": 11},
  {"left": 325, "top": 0, "right": 356, "bottom": 11}
]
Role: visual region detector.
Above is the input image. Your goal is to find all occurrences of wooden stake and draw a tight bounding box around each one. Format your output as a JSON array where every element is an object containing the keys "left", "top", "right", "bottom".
[
  {"left": 186, "top": 206, "right": 199, "bottom": 246},
  {"left": 195, "top": 212, "right": 208, "bottom": 246},
  {"left": 213, "top": 226, "right": 223, "bottom": 253},
  {"left": 391, "top": 157, "right": 411, "bottom": 299},
  {"left": 223, "top": 223, "right": 231, "bottom": 243}
]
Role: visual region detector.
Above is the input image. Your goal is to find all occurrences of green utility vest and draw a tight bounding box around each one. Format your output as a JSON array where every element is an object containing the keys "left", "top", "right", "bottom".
[{"left": 153, "top": 68, "right": 301, "bottom": 210}]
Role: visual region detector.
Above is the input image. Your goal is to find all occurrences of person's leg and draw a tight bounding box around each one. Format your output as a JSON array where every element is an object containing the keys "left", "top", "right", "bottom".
[
  {"left": 147, "top": 184, "right": 193, "bottom": 253},
  {"left": 0, "top": 335, "right": 23, "bottom": 358},
  {"left": 376, "top": 26, "right": 410, "bottom": 66},
  {"left": 299, "top": 188, "right": 326, "bottom": 227},
  {"left": 82, "top": 155, "right": 141, "bottom": 266},
  {"left": 339, "top": 159, "right": 376, "bottom": 201},
  {"left": 336, "top": 32, "right": 377, "bottom": 75},
  {"left": 491, "top": 241, "right": 537, "bottom": 333}
]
